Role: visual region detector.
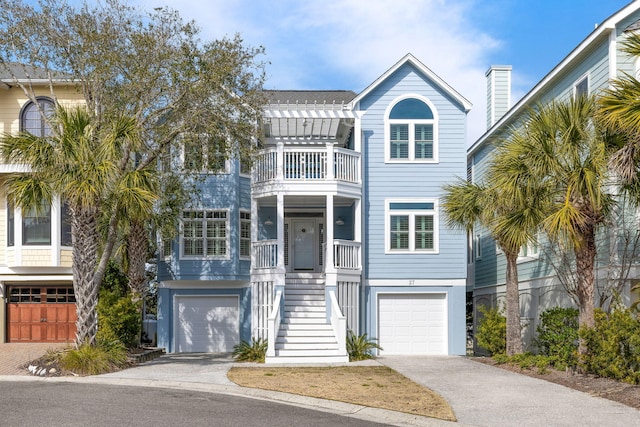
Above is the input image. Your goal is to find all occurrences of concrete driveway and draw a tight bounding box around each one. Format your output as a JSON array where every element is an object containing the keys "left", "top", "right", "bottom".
[{"left": 378, "top": 356, "right": 640, "bottom": 427}]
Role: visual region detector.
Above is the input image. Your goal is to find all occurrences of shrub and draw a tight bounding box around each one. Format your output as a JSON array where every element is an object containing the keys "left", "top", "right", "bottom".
[
  {"left": 346, "top": 331, "right": 382, "bottom": 361},
  {"left": 233, "top": 338, "right": 267, "bottom": 363},
  {"left": 97, "top": 289, "right": 141, "bottom": 348},
  {"left": 60, "top": 340, "right": 128, "bottom": 375},
  {"left": 580, "top": 308, "right": 640, "bottom": 384},
  {"left": 476, "top": 305, "right": 506, "bottom": 356},
  {"left": 534, "top": 307, "right": 579, "bottom": 370}
]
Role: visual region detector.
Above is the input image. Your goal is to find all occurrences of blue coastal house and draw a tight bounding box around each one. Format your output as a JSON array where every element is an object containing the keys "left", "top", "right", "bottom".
[
  {"left": 468, "top": 2, "right": 640, "bottom": 349},
  {"left": 156, "top": 53, "right": 471, "bottom": 362}
]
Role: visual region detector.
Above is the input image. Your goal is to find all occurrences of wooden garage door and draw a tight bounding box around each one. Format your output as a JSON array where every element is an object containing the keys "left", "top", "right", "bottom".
[
  {"left": 175, "top": 296, "right": 239, "bottom": 353},
  {"left": 378, "top": 293, "right": 447, "bottom": 355},
  {"left": 7, "top": 286, "right": 77, "bottom": 342}
]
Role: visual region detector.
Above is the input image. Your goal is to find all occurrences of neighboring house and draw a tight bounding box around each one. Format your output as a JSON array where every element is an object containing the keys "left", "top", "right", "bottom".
[
  {"left": 468, "top": 3, "right": 640, "bottom": 348},
  {"left": 156, "top": 53, "right": 471, "bottom": 362},
  {"left": 0, "top": 65, "right": 83, "bottom": 343}
]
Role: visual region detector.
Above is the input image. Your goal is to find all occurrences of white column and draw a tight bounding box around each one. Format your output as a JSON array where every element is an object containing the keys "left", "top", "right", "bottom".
[
  {"left": 276, "top": 193, "right": 285, "bottom": 274},
  {"left": 276, "top": 141, "right": 284, "bottom": 181},
  {"left": 327, "top": 143, "right": 335, "bottom": 181},
  {"left": 250, "top": 196, "right": 258, "bottom": 273},
  {"left": 354, "top": 198, "right": 362, "bottom": 270},
  {"left": 326, "top": 194, "right": 335, "bottom": 273}
]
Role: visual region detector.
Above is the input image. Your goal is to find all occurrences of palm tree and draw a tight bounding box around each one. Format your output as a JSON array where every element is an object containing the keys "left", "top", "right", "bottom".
[
  {"left": 499, "top": 95, "right": 612, "bottom": 348},
  {"left": 598, "top": 32, "right": 640, "bottom": 186},
  {"left": 443, "top": 130, "right": 544, "bottom": 356},
  {"left": 0, "top": 105, "right": 157, "bottom": 346}
]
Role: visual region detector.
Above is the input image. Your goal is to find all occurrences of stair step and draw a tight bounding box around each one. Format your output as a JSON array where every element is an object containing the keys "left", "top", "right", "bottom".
[
  {"left": 275, "top": 342, "right": 339, "bottom": 350},
  {"left": 282, "top": 317, "right": 327, "bottom": 324},
  {"left": 284, "top": 305, "right": 327, "bottom": 316},
  {"left": 284, "top": 300, "right": 325, "bottom": 307},
  {"left": 277, "top": 336, "right": 337, "bottom": 344},
  {"left": 273, "top": 348, "right": 343, "bottom": 357},
  {"left": 285, "top": 288, "right": 324, "bottom": 294},
  {"left": 278, "top": 327, "right": 334, "bottom": 334},
  {"left": 284, "top": 312, "right": 325, "bottom": 319},
  {"left": 265, "top": 355, "right": 349, "bottom": 364}
]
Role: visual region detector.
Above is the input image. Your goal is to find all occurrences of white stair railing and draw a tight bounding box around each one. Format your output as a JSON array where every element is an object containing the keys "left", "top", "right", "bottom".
[
  {"left": 329, "top": 290, "right": 347, "bottom": 355},
  {"left": 266, "top": 290, "right": 283, "bottom": 357}
]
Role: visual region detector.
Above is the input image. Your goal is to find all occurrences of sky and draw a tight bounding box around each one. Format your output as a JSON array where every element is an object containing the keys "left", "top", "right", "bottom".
[{"left": 118, "top": 1, "right": 634, "bottom": 143}]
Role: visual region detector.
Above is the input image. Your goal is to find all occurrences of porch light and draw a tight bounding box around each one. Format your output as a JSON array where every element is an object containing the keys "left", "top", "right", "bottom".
[
  {"left": 264, "top": 217, "right": 274, "bottom": 226},
  {"left": 335, "top": 217, "right": 345, "bottom": 226}
]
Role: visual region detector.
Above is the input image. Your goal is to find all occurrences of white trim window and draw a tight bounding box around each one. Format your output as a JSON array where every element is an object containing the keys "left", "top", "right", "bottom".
[
  {"left": 182, "top": 134, "right": 228, "bottom": 174},
  {"left": 181, "top": 210, "right": 228, "bottom": 258},
  {"left": 518, "top": 240, "right": 539, "bottom": 262},
  {"left": 474, "top": 233, "right": 482, "bottom": 260},
  {"left": 385, "top": 96, "right": 438, "bottom": 163},
  {"left": 574, "top": 75, "right": 589, "bottom": 99},
  {"left": 239, "top": 210, "right": 251, "bottom": 259},
  {"left": 386, "top": 200, "right": 438, "bottom": 253}
]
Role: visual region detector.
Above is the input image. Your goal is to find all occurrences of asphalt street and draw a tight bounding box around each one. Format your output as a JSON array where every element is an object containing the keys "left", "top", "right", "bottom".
[{"left": 0, "top": 381, "right": 390, "bottom": 427}]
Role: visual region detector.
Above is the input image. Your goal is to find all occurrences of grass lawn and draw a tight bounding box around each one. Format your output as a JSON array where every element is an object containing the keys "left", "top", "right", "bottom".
[{"left": 227, "top": 366, "right": 456, "bottom": 422}]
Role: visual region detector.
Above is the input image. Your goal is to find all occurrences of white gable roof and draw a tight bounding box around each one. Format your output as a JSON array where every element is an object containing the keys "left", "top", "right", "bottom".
[{"left": 350, "top": 53, "right": 472, "bottom": 112}]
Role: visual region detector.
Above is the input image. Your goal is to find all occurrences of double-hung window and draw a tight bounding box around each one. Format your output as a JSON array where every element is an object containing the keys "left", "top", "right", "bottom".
[
  {"left": 386, "top": 97, "right": 437, "bottom": 162},
  {"left": 239, "top": 211, "right": 251, "bottom": 259},
  {"left": 183, "top": 135, "right": 228, "bottom": 174},
  {"left": 386, "top": 200, "right": 438, "bottom": 253},
  {"left": 181, "top": 210, "right": 228, "bottom": 258}
]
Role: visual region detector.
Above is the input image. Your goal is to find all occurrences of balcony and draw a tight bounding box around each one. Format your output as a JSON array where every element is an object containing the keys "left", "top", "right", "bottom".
[
  {"left": 253, "top": 145, "right": 360, "bottom": 189},
  {"left": 252, "top": 239, "right": 360, "bottom": 272}
]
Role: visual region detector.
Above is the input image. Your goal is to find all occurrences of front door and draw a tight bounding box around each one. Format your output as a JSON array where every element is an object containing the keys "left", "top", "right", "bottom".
[{"left": 292, "top": 219, "right": 316, "bottom": 271}]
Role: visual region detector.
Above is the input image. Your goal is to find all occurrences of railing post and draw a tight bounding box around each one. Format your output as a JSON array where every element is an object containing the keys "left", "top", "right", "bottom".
[{"left": 327, "top": 143, "right": 334, "bottom": 180}]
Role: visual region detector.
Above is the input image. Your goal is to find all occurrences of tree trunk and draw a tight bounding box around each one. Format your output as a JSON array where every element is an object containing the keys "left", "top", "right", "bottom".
[
  {"left": 71, "top": 205, "right": 100, "bottom": 347},
  {"left": 575, "top": 226, "right": 597, "bottom": 354},
  {"left": 127, "top": 219, "right": 148, "bottom": 304},
  {"left": 505, "top": 252, "right": 523, "bottom": 356}
]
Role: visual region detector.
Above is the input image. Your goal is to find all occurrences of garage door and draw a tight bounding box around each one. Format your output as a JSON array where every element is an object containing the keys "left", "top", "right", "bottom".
[
  {"left": 175, "top": 296, "right": 239, "bottom": 352},
  {"left": 378, "top": 293, "right": 447, "bottom": 355},
  {"left": 7, "top": 286, "right": 77, "bottom": 342}
]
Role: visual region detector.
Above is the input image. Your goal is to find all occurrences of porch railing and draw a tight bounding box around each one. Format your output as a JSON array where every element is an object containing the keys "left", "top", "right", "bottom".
[
  {"left": 253, "top": 146, "right": 360, "bottom": 184},
  {"left": 254, "top": 240, "right": 278, "bottom": 269},
  {"left": 333, "top": 240, "right": 361, "bottom": 270}
]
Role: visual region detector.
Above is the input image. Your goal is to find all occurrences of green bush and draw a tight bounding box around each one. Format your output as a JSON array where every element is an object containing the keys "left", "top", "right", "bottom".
[
  {"left": 232, "top": 338, "right": 267, "bottom": 363},
  {"left": 580, "top": 308, "right": 640, "bottom": 384},
  {"left": 60, "top": 340, "right": 128, "bottom": 375},
  {"left": 534, "top": 307, "right": 579, "bottom": 370},
  {"left": 97, "top": 289, "right": 141, "bottom": 348},
  {"left": 346, "top": 331, "right": 382, "bottom": 361},
  {"left": 97, "top": 262, "right": 141, "bottom": 348},
  {"left": 476, "top": 305, "right": 506, "bottom": 356}
]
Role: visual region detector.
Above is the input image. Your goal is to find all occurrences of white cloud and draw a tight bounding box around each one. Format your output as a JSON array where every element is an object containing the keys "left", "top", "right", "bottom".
[{"left": 136, "top": 0, "right": 505, "bottom": 144}]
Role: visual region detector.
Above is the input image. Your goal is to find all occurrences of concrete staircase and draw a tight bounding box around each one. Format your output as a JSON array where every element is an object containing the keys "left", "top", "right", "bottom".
[{"left": 266, "top": 278, "right": 348, "bottom": 364}]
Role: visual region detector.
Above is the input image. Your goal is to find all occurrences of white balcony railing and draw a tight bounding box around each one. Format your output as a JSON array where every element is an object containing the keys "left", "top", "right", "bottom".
[
  {"left": 333, "top": 240, "right": 361, "bottom": 270},
  {"left": 254, "top": 240, "right": 278, "bottom": 269},
  {"left": 253, "top": 145, "right": 360, "bottom": 185}
]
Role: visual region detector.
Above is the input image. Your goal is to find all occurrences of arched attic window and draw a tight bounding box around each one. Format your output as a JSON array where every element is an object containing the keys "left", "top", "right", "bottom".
[
  {"left": 386, "top": 97, "right": 438, "bottom": 162},
  {"left": 20, "top": 97, "right": 55, "bottom": 137}
]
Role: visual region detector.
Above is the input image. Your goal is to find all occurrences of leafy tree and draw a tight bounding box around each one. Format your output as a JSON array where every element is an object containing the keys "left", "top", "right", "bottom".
[{"left": 0, "top": 0, "right": 266, "bottom": 345}]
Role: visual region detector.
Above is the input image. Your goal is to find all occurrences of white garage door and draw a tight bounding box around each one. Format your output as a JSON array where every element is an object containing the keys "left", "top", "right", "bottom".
[
  {"left": 378, "top": 293, "right": 447, "bottom": 355},
  {"left": 175, "top": 296, "right": 239, "bottom": 352}
]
